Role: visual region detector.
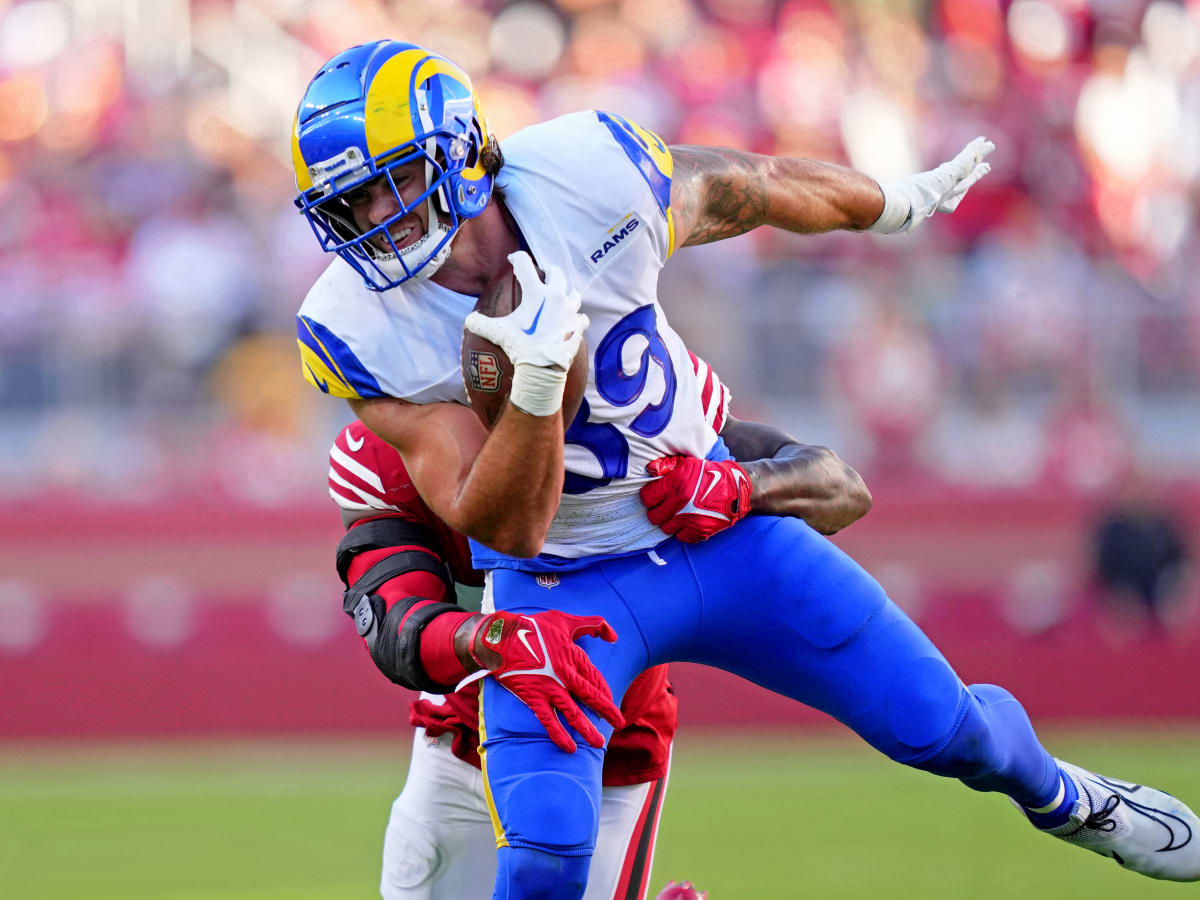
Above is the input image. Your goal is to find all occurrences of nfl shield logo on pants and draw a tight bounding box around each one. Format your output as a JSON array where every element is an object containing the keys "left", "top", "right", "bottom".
[{"left": 535, "top": 573, "right": 559, "bottom": 589}]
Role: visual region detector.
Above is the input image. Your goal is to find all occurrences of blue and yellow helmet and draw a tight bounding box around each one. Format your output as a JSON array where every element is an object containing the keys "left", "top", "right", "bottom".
[{"left": 292, "top": 41, "right": 495, "bottom": 290}]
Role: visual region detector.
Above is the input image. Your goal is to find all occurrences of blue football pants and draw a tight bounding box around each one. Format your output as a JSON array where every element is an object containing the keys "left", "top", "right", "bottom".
[{"left": 480, "top": 515, "right": 1061, "bottom": 900}]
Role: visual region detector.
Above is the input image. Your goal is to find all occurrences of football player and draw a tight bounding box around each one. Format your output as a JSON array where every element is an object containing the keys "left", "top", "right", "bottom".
[
  {"left": 292, "top": 41, "right": 1200, "bottom": 897},
  {"left": 330, "top": 371, "right": 872, "bottom": 900}
]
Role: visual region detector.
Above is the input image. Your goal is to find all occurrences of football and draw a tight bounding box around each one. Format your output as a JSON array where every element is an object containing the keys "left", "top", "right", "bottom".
[{"left": 461, "top": 259, "right": 588, "bottom": 429}]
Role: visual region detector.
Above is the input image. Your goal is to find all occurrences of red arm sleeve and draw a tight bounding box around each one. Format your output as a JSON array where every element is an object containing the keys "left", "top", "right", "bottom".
[{"left": 344, "top": 544, "right": 474, "bottom": 688}]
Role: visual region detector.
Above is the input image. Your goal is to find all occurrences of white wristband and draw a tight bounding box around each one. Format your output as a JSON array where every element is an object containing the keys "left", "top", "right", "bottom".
[
  {"left": 509, "top": 362, "right": 567, "bottom": 417},
  {"left": 869, "top": 182, "right": 913, "bottom": 234}
]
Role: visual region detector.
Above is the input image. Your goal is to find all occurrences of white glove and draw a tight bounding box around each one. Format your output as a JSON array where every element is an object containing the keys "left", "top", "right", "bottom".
[
  {"left": 464, "top": 251, "right": 589, "bottom": 417},
  {"left": 870, "top": 137, "right": 995, "bottom": 234}
]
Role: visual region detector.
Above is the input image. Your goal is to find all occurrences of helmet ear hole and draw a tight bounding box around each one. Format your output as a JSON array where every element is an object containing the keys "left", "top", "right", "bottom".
[{"left": 463, "top": 132, "right": 481, "bottom": 170}]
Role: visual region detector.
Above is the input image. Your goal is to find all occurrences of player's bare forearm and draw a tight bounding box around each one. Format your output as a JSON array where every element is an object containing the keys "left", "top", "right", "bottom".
[
  {"left": 348, "top": 397, "right": 562, "bottom": 557},
  {"left": 467, "top": 401, "right": 565, "bottom": 556},
  {"left": 721, "top": 416, "right": 872, "bottom": 535},
  {"left": 670, "top": 146, "right": 885, "bottom": 247}
]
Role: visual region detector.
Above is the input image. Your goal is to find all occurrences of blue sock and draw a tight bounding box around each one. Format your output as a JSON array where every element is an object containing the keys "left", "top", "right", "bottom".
[{"left": 1023, "top": 768, "right": 1080, "bottom": 829}]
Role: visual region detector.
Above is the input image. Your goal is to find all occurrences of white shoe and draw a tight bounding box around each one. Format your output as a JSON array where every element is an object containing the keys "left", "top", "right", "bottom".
[{"left": 1029, "top": 759, "right": 1200, "bottom": 881}]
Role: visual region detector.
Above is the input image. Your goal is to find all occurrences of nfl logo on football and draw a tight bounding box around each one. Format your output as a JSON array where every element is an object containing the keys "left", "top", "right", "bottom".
[{"left": 468, "top": 350, "right": 501, "bottom": 392}]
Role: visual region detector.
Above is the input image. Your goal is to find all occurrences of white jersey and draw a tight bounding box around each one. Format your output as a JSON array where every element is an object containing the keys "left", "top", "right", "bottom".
[{"left": 297, "top": 111, "right": 724, "bottom": 561}]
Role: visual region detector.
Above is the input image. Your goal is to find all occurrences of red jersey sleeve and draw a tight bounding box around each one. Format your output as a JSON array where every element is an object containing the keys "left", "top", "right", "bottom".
[
  {"left": 688, "top": 352, "right": 730, "bottom": 434},
  {"left": 329, "top": 421, "right": 482, "bottom": 585}
]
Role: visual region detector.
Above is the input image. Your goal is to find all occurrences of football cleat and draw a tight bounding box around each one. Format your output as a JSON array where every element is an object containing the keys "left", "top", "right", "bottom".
[
  {"left": 654, "top": 881, "right": 708, "bottom": 899},
  {"left": 1027, "top": 759, "right": 1200, "bottom": 881}
]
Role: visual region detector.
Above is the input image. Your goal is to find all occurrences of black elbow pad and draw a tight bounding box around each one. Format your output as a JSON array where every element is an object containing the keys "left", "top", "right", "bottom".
[
  {"left": 335, "top": 518, "right": 453, "bottom": 595},
  {"left": 347, "top": 592, "right": 461, "bottom": 693},
  {"left": 343, "top": 535, "right": 463, "bottom": 696}
]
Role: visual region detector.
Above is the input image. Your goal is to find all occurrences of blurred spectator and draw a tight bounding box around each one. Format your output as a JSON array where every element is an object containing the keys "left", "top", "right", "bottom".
[
  {"left": 922, "top": 367, "right": 1046, "bottom": 489},
  {"left": 1042, "top": 373, "right": 1132, "bottom": 495},
  {"left": 832, "top": 296, "right": 942, "bottom": 474},
  {"left": 0, "top": 0, "right": 1195, "bottom": 504},
  {"left": 1091, "top": 473, "right": 1192, "bottom": 634}
]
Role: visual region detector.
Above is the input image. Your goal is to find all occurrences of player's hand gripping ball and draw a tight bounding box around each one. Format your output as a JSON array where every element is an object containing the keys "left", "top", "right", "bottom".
[
  {"left": 641, "top": 455, "right": 753, "bottom": 542},
  {"left": 461, "top": 251, "right": 588, "bottom": 427}
]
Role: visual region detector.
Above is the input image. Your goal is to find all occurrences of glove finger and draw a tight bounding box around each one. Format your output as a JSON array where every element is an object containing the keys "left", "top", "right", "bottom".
[
  {"left": 523, "top": 692, "right": 578, "bottom": 753},
  {"left": 645, "top": 503, "right": 673, "bottom": 528},
  {"left": 959, "top": 135, "right": 986, "bottom": 159},
  {"left": 939, "top": 161, "right": 988, "bottom": 206},
  {"left": 948, "top": 137, "right": 986, "bottom": 177},
  {"left": 938, "top": 163, "right": 990, "bottom": 213},
  {"left": 569, "top": 310, "right": 589, "bottom": 337},
  {"left": 544, "top": 333, "right": 584, "bottom": 372},
  {"left": 640, "top": 493, "right": 674, "bottom": 525},
  {"left": 973, "top": 138, "right": 996, "bottom": 162},
  {"left": 544, "top": 264, "right": 567, "bottom": 297},
  {"left": 639, "top": 477, "right": 670, "bottom": 510},
  {"left": 659, "top": 516, "right": 684, "bottom": 536},
  {"left": 550, "top": 678, "right": 608, "bottom": 747},
  {"left": 563, "top": 659, "right": 625, "bottom": 730},
  {"left": 645, "top": 456, "right": 680, "bottom": 477},
  {"left": 556, "top": 697, "right": 606, "bottom": 748},
  {"left": 954, "top": 161, "right": 991, "bottom": 195},
  {"left": 507, "top": 250, "right": 543, "bottom": 293},
  {"left": 565, "top": 615, "right": 619, "bottom": 644},
  {"left": 464, "top": 311, "right": 510, "bottom": 347}
]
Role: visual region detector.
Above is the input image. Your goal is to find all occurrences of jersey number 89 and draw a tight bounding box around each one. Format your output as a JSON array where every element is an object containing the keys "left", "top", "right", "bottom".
[{"left": 563, "top": 305, "right": 675, "bottom": 495}]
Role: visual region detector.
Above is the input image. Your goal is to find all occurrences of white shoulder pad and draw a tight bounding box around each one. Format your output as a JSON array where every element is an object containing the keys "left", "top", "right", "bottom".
[
  {"left": 296, "top": 259, "right": 474, "bottom": 405},
  {"left": 499, "top": 111, "right": 678, "bottom": 279}
]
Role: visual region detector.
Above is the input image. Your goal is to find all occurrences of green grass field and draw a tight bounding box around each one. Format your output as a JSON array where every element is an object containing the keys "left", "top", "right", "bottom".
[{"left": 3, "top": 729, "right": 1198, "bottom": 898}]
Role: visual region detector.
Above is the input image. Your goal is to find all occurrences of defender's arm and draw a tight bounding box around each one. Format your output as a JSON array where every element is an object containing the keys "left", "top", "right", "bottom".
[
  {"left": 641, "top": 415, "right": 871, "bottom": 541},
  {"left": 335, "top": 506, "right": 623, "bottom": 749},
  {"left": 720, "top": 415, "right": 872, "bottom": 535},
  {"left": 339, "top": 506, "right": 488, "bottom": 684}
]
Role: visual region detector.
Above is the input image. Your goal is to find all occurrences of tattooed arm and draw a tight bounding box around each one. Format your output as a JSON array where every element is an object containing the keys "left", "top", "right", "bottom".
[{"left": 669, "top": 146, "right": 886, "bottom": 247}]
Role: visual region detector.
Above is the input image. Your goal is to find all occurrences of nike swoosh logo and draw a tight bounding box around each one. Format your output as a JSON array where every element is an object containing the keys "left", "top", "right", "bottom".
[
  {"left": 516, "top": 627, "right": 540, "bottom": 662},
  {"left": 305, "top": 364, "right": 329, "bottom": 394},
  {"left": 700, "top": 468, "right": 722, "bottom": 503},
  {"left": 521, "top": 300, "right": 547, "bottom": 335},
  {"left": 346, "top": 433, "right": 365, "bottom": 451}
]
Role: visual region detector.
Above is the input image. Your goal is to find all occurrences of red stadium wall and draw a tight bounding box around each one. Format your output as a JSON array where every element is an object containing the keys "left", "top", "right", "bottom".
[{"left": 4, "top": 484, "right": 1199, "bottom": 738}]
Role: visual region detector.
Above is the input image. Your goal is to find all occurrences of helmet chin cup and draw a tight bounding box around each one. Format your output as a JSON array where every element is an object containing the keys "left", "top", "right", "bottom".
[{"left": 391, "top": 220, "right": 455, "bottom": 284}]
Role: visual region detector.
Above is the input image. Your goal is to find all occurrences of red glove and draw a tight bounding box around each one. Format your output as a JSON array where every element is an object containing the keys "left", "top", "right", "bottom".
[
  {"left": 654, "top": 881, "right": 708, "bottom": 899},
  {"left": 409, "top": 694, "right": 481, "bottom": 767},
  {"left": 468, "top": 609, "right": 625, "bottom": 753},
  {"left": 640, "top": 455, "right": 752, "bottom": 542}
]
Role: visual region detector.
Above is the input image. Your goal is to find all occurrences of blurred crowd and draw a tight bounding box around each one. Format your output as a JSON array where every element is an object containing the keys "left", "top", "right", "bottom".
[{"left": 2, "top": 0, "right": 1200, "bottom": 508}]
